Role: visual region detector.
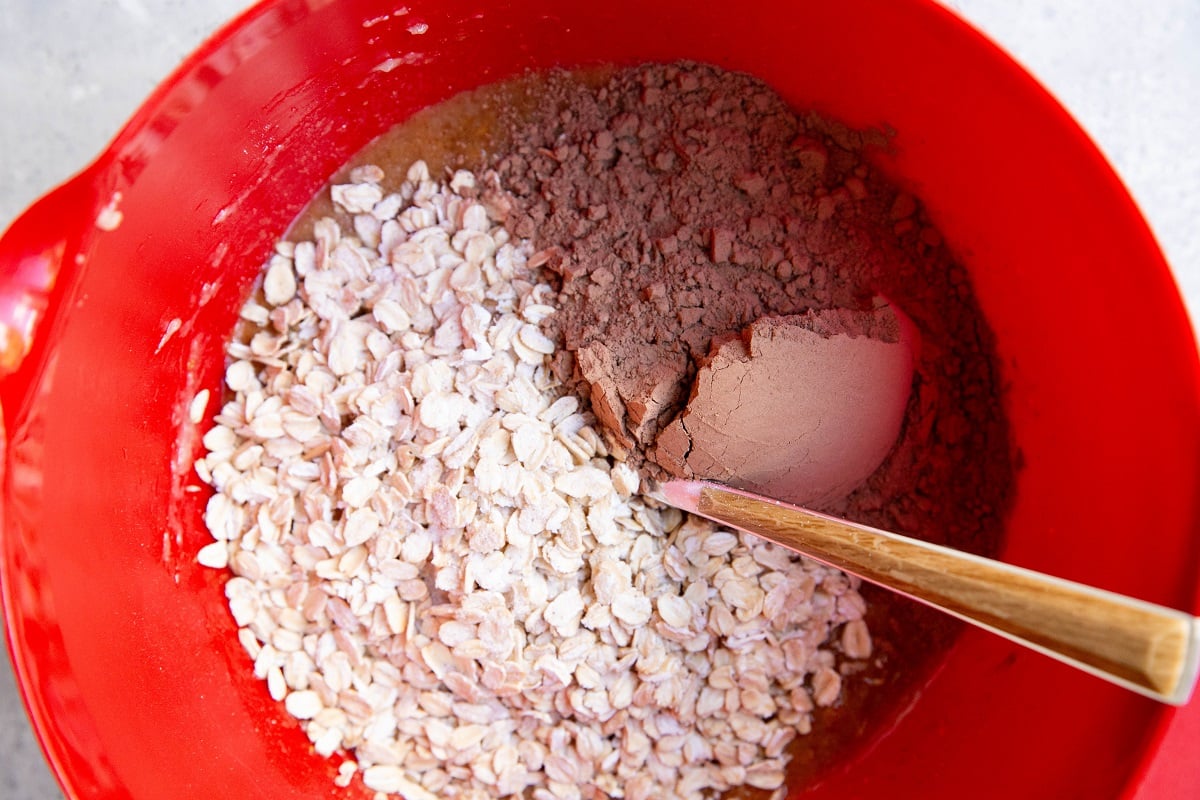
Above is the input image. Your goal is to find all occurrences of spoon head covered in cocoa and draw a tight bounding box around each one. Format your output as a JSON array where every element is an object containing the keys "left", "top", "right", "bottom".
[{"left": 652, "top": 298, "right": 917, "bottom": 508}]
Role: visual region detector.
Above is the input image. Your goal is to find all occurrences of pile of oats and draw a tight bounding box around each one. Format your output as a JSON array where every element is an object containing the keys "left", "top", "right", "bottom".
[{"left": 196, "top": 162, "right": 872, "bottom": 800}]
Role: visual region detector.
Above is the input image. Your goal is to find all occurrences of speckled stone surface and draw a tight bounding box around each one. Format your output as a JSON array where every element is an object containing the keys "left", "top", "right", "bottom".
[{"left": 1, "top": 1, "right": 1197, "bottom": 797}]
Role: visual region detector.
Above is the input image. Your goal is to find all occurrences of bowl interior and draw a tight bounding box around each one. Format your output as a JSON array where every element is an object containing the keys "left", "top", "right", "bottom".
[{"left": 2, "top": 0, "right": 1198, "bottom": 798}]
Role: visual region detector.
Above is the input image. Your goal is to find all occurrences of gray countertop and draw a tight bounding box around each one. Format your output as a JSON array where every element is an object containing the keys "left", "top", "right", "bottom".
[{"left": 2, "top": 1, "right": 1198, "bottom": 797}]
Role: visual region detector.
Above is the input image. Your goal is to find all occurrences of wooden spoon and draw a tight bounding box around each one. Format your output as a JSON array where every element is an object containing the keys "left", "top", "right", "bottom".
[{"left": 657, "top": 478, "right": 1200, "bottom": 706}]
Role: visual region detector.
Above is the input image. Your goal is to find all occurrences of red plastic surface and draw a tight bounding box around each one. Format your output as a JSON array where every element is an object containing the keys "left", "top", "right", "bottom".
[{"left": 1, "top": 0, "right": 1198, "bottom": 798}]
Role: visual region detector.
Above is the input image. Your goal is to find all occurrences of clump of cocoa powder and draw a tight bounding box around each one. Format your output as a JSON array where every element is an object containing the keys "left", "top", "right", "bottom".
[{"left": 486, "top": 61, "right": 1012, "bottom": 557}]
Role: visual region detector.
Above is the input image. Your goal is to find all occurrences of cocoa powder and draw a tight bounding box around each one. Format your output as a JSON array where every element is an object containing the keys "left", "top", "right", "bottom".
[{"left": 489, "top": 61, "right": 1013, "bottom": 554}]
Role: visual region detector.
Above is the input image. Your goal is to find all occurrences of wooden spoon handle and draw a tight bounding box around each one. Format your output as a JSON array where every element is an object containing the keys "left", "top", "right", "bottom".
[{"left": 665, "top": 480, "right": 1200, "bottom": 705}]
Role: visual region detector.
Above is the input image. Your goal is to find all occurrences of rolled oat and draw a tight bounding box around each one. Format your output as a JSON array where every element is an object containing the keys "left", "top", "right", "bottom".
[{"left": 198, "top": 164, "right": 871, "bottom": 799}]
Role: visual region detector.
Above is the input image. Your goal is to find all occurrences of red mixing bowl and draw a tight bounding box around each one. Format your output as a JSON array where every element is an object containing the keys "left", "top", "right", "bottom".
[{"left": 2, "top": 0, "right": 1198, "bottom": 797}]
